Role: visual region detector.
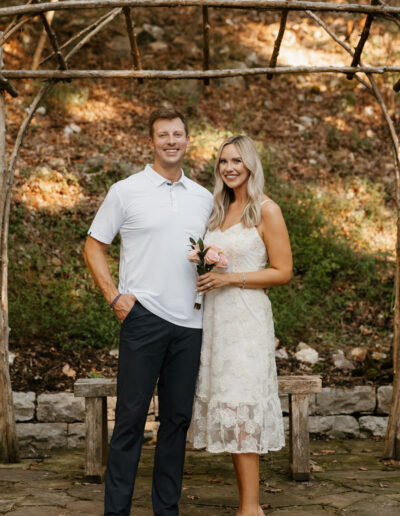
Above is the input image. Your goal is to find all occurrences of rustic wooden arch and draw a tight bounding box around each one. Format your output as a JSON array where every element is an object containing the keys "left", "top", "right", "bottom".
[{"left": 1, "top": 0, "right": 400, "bottom": 463}]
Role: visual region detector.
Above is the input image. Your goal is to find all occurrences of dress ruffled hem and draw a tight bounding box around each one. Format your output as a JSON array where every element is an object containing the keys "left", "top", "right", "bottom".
[{"left": 189, "top": 396, "right": 285, "bottom": 455}]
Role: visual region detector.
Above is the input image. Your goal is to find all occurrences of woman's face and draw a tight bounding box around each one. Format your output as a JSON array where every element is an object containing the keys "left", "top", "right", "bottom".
[{"left": 218, "top": 144, "right": 250, "bottom": 190}]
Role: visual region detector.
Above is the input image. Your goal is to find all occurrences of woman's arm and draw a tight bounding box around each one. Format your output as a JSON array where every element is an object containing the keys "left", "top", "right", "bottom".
[{"left": 197, "top": 201, "right": 292, "bottom": 292}]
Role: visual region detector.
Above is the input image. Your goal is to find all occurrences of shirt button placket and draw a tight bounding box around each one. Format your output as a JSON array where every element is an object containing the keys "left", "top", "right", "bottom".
[{"left": 170, "top": 183, "right": 178, "bottom": 212}]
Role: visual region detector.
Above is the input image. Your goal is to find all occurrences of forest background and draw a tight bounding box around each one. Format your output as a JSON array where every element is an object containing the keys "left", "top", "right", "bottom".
[{"left": 2, "top": 2, "right": 399, "bottom": 392}]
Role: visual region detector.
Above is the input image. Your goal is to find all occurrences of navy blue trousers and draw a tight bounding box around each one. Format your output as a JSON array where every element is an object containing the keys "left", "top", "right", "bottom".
[{"left": 104, "top": 302, "right": 202, "bottom": 516}]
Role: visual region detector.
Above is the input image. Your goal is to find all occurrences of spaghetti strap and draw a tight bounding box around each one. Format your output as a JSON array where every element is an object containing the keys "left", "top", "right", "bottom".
[{"left": 261, "top": 199, "right": 273, "bottom": 206}]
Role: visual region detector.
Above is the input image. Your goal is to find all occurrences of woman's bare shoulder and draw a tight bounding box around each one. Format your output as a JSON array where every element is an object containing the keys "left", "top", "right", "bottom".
[{"left": 260, "top": 196, "right": 282, "bottom": 217}]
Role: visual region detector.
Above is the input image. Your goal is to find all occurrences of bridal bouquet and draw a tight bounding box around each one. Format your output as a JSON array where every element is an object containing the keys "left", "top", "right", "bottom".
[{"left": 188, "top": 237, "right": 228, "bottom": 309}]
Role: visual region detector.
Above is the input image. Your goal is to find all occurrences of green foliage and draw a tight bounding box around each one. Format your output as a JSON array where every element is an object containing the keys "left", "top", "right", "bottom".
[
  {"left": 41, "top": 83, "right": 89, "bottom": 113},
  {"left": 9, "top": 203, "right": 120, "bottom": 349},
  {"left": 266, "top": 175, "right": 392, "bottom": 347}
]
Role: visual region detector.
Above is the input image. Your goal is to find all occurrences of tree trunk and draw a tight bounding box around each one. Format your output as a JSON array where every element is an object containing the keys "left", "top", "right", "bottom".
[{"left": 0, "top": 40, "right": 19, "bottom": 464}]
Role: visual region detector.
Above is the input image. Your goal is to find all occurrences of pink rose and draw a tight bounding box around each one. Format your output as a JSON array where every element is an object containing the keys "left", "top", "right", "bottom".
[
  {"left": 188, "top": 244, "right": 200, "bottom": 263},
  {"left": 217, "top": 253, "right": 228, "bottom": 268},
  {"left": 204, "top": 248, "right": 220, "bottom": 265}
]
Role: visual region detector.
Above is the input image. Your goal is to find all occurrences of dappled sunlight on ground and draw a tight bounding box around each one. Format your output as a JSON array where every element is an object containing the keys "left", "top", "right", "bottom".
[
  {"left": 235, "top": 14, "right": 398, "bottom": 69},
  {"left": 308, "top": 178, "right": 395, "bottom": 255},
  {"left": 14, "top": 168, "right": 86, "bottom": 213},
  {"left": 68, "top": 98, "right": 119, "bottom": 122}
]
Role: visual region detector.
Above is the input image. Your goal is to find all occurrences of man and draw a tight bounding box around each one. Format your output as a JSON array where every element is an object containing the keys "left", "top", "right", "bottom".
[{"left": 84, "top": 108, "right": 213, "bottom": 516}]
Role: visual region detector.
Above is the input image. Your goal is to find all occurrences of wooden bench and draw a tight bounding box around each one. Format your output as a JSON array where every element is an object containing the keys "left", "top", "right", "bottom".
[{"left": 74, "top": 375, "right": 322, "bottom": 482}]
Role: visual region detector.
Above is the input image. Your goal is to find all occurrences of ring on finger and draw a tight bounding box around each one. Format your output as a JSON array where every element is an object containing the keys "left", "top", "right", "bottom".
[{"left": 207, "top": 282, "right": 211, "bottom": 288}]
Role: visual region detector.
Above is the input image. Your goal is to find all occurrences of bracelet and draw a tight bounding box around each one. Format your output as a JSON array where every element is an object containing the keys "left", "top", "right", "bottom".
[
  {"left": 241, "top": 273, "right": 246, "bottom": 289},
  {"left": 110, "top": 293, "right": 122, "bottom": 308}
]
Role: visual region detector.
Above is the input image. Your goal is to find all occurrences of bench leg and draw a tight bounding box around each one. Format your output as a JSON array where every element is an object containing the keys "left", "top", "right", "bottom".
[
  {"left": 289, "top": 393, "right": 310, "bottom": 481},
  {"left": 85, "top": 396, "right": 107, "bottom": 482}
]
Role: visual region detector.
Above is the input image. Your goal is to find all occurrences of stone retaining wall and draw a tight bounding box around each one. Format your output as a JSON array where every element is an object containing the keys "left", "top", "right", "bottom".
[{"left": 14, "top": 385, "right": 391, "bottom": 452}]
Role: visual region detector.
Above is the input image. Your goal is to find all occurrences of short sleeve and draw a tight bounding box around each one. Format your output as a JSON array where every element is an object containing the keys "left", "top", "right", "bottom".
[{"left": 87, "top": 185, "right": 124, "bottom": 244}]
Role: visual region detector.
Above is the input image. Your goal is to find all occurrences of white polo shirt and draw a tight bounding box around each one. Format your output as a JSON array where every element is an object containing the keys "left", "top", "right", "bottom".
[{"left": 88, "top": 164, "right": 214, "bottom": 328}]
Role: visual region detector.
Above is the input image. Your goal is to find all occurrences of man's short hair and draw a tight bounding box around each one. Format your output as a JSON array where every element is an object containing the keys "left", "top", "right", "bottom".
[{"left": 149, "top": 108, "right": 189, "bottom": 138}]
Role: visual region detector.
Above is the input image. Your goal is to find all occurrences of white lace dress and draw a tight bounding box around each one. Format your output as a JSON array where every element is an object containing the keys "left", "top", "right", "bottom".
[{"left": 190, "top": 223, "right": 285, "bottom": 454}]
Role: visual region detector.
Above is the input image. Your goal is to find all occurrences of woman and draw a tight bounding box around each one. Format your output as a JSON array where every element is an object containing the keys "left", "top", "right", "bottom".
[{"left": 190, "top": 135, "right": 292, "bottom": 516}]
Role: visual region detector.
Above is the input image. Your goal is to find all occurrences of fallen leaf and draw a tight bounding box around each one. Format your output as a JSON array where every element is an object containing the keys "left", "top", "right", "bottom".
[
  {"left": 62, "top": 363, "right": 76, "bottom": 378},
  {"left": 310, "top": 460, "right": 324, "bottom": 472},
  {"left": 187, "top": 495, "right": 199, "bottom": 500},
  {"left": 379, "top": 482, "right": 388, "bottom": 488},
  {"left": 320, "top": 449, "right": 335, "bottom": 455},
  {"left": 359, "top": 466, "right": 368, "bottom": 471},
  {"left": 264, "top": 486, "right": 282, "bottom": 493}
]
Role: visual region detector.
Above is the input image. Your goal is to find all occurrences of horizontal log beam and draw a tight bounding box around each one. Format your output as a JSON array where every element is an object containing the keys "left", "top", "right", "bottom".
[
  {"left": 1, "top": 65, "right": 394, "bottom": 80},
  {"left": 1, "top": 1, "right": 400, "bottom": 18},
  {"left": 74, "top": 375, "right": 322, "bottom": 398}
]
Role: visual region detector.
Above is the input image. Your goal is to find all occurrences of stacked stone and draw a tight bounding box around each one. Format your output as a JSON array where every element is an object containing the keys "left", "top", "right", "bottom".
[
  {"left": 280, "top": 385, "right": 391, "bottom": 438},
  {"left": 14, "top": 386, "right": 391, "bottom": 451},
  {"left": 14, "top": 392, "right": 158, "bottom": 453}
]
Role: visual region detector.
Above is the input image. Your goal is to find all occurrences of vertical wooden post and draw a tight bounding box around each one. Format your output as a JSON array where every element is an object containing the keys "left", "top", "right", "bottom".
[
  {"left": 289, "top": 393, "right": 310, "bottom": 480},
  {"left": 202, "top": 7, "right": 210, "bottom": 86},
  {"left": 123, "top": 6, "right": 143, "bottom": 84},
  {"left": 85, "top": 397, "right": 105, "bottom": 482},
  {"left": 0, "top": 37, "right": 19, "bottom": 464},
  {"left": 102, "top": 396, "right": 108, "bottom": 466}
]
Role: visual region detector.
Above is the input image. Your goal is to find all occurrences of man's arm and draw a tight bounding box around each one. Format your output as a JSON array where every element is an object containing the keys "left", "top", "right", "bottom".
[{"left": 83, "top": 235, "right": 136, "bottom": 322}]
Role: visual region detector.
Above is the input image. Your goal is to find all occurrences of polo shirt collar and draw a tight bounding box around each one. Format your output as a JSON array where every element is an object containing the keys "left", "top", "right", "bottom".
[{"left": 145, "top": 164, "right": 188, "bottom": 188}]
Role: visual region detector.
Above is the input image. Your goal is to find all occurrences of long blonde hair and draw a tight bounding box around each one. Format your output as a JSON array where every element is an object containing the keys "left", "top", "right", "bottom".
[{"left": 208, "top": 135, "right": 265, "bottom": 230}]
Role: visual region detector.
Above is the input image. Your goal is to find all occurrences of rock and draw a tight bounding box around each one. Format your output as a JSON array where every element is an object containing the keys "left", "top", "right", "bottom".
[
  {"left": 315, "top": 386, "right": 376, "bottom": 415},
  {"left": 245, "top": 51, "right": 258, "bottom": 66},
  {"left": 309, "top": 415, "right": 359, "bottom": 438},
  {"left": 142, "top": 23, "right": 165, "bottom": 41},
  {"left": 36, "top": 106, "right": 46, "bottom": 116},
  {"left": 263, "top": 100, "right": 274, "bottom": 110},
  {"left": 109, "top": 348, "right": 119, "bottom": 358},
  {"left": 13, "top": 391, "right": 35, "bottom": 422},
  {"left": 295, "top": 347, "right": 319, "bottom": 364},
  {"left": 296, "top": 342, "right": 309, "bottom": 352},
  {"left": 67, "top": 423, "right": 85, "bottom": 448},
  {"left": 359, "top": 416, "right": 388, "bottom": 437},
  {"left": 17, "top": 423, "right": 68, "bottom": 450},
  {"left": 371, "top": 351, "right": 387, "bottom": 361},
  {"left": 349, "top": 347, "right": 368, "bottom": 362},
  {"left": 84, "top": 155, "right": 105, "bottom": 172},
  {"left": 9, "top": 351, "right": 16, "bottom": 365},
  {"left": 275, "top": 348, "right": 289, "bottom": 360},
  {"left": 148, "top": 41, "right": 169, "bottom": 52},
  {"left": 332, "top": 349, "right": 355, "bottom": 371},
  {"left": 37, "top": 393, "right": 84, "bottom": 423},
  {"left": 218, "top": 45, "right": 230, "bottom": 56},
  {"left": 299, "top": 115, "right": 314, "bottom": 127},
  {"left": 377, "top": 385, "right": 392, "bottom": 415},
  {"left": 64, "top": 123, "right": 81, "bottom": 136}
]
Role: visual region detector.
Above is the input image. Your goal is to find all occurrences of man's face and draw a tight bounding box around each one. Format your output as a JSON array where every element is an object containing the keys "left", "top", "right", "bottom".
[{"left": 150, "top": 118, "right": 190, "bottom": 169}]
